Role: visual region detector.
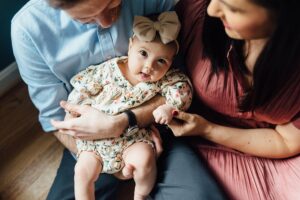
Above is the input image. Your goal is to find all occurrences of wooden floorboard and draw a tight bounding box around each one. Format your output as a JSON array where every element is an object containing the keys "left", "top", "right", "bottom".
[
  {"left": 0, "top": 81, "right": 133, "bottom": 200},
  {"left": 0, "top": 82, "right": 64, "bottom": 200}
]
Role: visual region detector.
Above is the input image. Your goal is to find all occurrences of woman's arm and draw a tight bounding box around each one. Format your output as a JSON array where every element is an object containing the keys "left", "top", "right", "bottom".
[{"left": 168, "top": 111, "right": 300, "bottom": 158}]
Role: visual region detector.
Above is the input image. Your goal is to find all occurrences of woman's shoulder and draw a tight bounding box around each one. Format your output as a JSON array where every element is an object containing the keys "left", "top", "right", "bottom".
[
  {"left": 176, "top": 0, "right": 208, "bottom": 20},
  {"left": 123, "top": 0, "right": 176, "bottom": 14},
  {"left": 175, "top": 0, "right": 209, "bottom": 56}
]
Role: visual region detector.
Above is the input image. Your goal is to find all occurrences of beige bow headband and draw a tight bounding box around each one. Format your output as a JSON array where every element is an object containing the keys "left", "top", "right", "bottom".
[{"left": 132, "top": 11, "right": 181, "bottom": 53}]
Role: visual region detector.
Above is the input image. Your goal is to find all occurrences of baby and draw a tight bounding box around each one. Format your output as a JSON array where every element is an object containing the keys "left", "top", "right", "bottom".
[{"left": 67, "top": 11, "right": 192, "bottom": 200}]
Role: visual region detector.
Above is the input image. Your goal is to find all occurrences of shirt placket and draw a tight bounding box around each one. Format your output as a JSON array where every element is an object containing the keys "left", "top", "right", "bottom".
[{"left": 97, "top": 28, "right": 116, "bottom": 61}]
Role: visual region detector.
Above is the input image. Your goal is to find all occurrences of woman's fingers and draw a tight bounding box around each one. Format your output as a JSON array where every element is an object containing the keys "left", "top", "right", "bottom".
[
  {"left": 172, "top": 110, "right": 191, "bottom": 122},
  {"left": 168, "top": 111, "right": 192, "bottom": 136}
]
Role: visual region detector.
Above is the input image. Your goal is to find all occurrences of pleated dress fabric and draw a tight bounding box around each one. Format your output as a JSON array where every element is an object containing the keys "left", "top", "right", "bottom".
[{"left": 176, "top": 0, "right": 300, "bottom": 199}]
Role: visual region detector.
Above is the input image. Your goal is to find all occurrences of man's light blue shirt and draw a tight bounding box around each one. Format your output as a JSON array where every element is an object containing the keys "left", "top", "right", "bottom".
[{"left": 11, "top": 0, "right": 176, "bottom": 132}]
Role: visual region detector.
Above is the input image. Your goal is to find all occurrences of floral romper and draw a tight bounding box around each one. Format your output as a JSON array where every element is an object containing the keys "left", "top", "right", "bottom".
[{"left": 68, "top": 57, "right": 192, "bottom": 174}]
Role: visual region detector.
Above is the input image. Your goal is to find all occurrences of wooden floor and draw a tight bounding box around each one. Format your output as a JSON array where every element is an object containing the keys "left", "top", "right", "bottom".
[
  {"left": 0, "top": 81, "right": 64, "bottom": 200},
  {"left": 0, "top": 81, "right": 133, "bottom": 200}
]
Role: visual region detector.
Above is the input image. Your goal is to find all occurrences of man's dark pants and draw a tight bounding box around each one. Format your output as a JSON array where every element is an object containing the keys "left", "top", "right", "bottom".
[{"left": 47, "top": 128, "right": 227, "bottom": 200}]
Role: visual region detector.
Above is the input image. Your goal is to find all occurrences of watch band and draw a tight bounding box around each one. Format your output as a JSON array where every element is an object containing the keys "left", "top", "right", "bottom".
[{"left": 124, "top": 110, "right": 137, "bottom": 128}]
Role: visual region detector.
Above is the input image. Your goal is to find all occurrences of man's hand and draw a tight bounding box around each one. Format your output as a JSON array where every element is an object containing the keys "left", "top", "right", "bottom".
[
  {"left": 51, "top": 101, "right": 127, "bottom": 140},
  {"left": 149, "top": 125, "right": 163, "bottom": 158}
]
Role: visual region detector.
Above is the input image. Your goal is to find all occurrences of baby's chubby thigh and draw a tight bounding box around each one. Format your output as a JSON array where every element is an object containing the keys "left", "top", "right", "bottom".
[
  {"left": 75, "top": 151, "right": 103, "bottom": 185},
  {"left": 123, "top": 142, "right": 156, "bottom": 174},
  {"left": 121, "top": 129, "right": 156, "bottom": 177},
  {"left": 121, "top": 140, "right": 157, "bottom": 199}
]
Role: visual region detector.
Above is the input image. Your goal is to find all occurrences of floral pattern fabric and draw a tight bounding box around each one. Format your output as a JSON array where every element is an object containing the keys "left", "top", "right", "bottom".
[{"left": 68, "top": 56, "right": 192, "bottom": 173}]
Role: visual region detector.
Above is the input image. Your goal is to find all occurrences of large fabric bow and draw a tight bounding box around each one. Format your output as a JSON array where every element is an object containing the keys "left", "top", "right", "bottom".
[{"left": 133, "top": 11, "right": 181, "bottom": 44}]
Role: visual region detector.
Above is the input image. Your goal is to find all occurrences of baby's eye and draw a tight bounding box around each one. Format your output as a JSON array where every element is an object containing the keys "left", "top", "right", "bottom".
[
  {"left": 158, "top": 59, "right": 167, "bottom": 65},
  {"left": 229, "top": 7, "right": 239, "bottom": 13},
  {"left": 139, "top": 50, "right": 148, "bottom": 57}
]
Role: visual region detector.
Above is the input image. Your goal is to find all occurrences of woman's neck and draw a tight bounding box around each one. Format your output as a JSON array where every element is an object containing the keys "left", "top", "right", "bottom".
[
  {"left": 244, "top": 38, "right": 269, "bottom": 74},
  {"left": 242, "top": 38, "right": 269, "bottom": 86}
]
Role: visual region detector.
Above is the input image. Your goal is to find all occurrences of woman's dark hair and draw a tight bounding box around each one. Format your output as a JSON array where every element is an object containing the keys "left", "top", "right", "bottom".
[
  {"left": 47, "top": 0, "right": 84, "bottom": 9},
  {"left": 203, "top": 0, "right": 300, "bottom": 111}
]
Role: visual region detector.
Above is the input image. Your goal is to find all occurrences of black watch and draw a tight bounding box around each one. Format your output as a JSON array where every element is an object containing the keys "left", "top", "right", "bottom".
[{"left": 123, "top": 110, "right": 139, "bottom": 136}]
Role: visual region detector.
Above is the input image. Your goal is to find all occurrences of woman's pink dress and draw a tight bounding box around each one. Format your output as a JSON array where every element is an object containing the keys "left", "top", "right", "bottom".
[{"left": 176, "top": 0, "right": 300, "bottom": 199}]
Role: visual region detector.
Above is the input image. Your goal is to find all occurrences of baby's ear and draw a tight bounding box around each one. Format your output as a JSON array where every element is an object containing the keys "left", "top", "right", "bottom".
[
  {"left": 128, "top": 37, "right": 133, "bottom": 54},
  {"left": 129, "top": 37, "right": 133, "bottom": 47}
]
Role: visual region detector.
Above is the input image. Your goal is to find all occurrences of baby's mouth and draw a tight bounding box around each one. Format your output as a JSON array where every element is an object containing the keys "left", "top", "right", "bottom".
[{"left": 140, "top": 72, "right": 150, "bottom": 80}]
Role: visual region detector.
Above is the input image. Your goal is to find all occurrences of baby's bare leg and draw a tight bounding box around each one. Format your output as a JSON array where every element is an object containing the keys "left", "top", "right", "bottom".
[
  {"left": 75, "top": 151, "right": 102, "bottom": 200},
  {"left": 123, "top": 142, "right": 156, "bottom": 200}
]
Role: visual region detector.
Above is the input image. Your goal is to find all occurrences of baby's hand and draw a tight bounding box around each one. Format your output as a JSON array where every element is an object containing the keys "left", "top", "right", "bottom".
[{"left": 153, "top": 104, "right": 176, "bottom": 124}]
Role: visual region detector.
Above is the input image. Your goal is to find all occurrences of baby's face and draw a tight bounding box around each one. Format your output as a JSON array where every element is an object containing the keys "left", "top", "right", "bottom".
[{"left": 127, "top": 37, "right": 176, "bottom": 83}]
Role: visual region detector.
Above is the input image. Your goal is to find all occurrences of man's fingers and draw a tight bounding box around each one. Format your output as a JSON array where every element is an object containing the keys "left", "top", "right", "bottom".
[
  {"left": 150, "top": 125, "right": 160, "bottom": 138},
  {"left": 58, "top": 128, "right": 92, "bottom": 139},
  {"left": 76, "top": 131, "right": 96, "bottom": 138},
  {"left": 51, "top": 119, "right": 72, "bottom": 130},
  {"left": 58, "top": 129, "right": 77, "bottom": 137},
  {"left": 51, "top": 118, "right": 85, "bottom": 132},
  {"left": 150, "top": 125, "right": 163, "bottom": 157},
  {"left": 60, "top": 101, "right": 84, "bottom": 115}
]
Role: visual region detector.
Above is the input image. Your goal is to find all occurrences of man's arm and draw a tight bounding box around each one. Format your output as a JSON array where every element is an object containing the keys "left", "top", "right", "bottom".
[
  {"left": 51, "top": 96, "right": 166, "bottom": 140},
  {"left": 130, "top": 95, "right": 166, "bottom": 128},
  {"left": 11, "top": 13, "right": 69, "bottom": 132}
]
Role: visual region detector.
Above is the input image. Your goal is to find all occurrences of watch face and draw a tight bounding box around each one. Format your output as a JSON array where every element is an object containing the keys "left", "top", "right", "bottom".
[{"left": 125, "top": 125, "right": 139, "bottom": 136}]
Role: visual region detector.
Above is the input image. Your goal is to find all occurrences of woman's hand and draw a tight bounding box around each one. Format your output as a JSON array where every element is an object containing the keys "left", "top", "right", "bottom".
[
  {"left": 51, "top": 101, "right": 126, "bottom": 140},
  {"left": 168, "top": 111, "right": 213, "bottom": 137}
]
